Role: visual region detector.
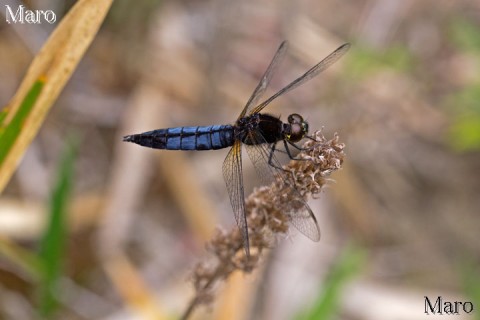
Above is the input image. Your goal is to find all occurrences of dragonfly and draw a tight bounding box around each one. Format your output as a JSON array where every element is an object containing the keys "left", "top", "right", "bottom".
[{"left": 123, "top": 41, "right": 350, "bottom": 256}]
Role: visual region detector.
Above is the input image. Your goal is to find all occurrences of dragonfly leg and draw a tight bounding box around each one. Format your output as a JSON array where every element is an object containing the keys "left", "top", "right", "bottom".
[
  {"left": 283, "top": 140, "right": 314, "bottom": 161},
  {"left": 268, "top": 142, "right": 300, "bottom": 185},
  {"left": 267, "top": 140, "right": 312, "bottom": 161},
  {"left": 268, "top": 142, "right": 291, "bottom": 171}
]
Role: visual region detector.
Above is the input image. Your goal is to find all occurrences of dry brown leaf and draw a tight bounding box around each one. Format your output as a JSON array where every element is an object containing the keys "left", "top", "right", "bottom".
[{"left": 0, "top": 0, "right": 114, "bottom": 192}]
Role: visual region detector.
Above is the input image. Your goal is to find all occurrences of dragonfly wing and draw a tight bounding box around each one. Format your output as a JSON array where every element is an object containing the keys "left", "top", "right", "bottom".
[
  {"left": 244, "top": 138, "right": 277, "bottom": 187},
  {"left": 250, "top": 43, "right": 350, "bottom": 115},
  {"left": 222, "top": 140, "right": 250, "bottom": 255},
  {"left": 245, "top": 133, "right": 320, "bottom": 241},
  {"left": 285, "top": 195, "right": 321, "bottom": 242},
  {"left": 238, "top": 41, "right": 288, "bottom": 120}
]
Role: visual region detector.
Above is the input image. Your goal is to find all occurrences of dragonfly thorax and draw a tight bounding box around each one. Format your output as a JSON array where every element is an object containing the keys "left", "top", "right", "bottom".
[
  {"left": 235, "top": 113, "right": 284, "bottom": 145},
  {"left": 284, "top": 113, "right": 308, "bottom": 142}
]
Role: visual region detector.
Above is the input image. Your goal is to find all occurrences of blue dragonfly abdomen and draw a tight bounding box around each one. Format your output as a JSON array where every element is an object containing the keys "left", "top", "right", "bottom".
[{"left": 123, "top": 125, "right": 235, "bottom": 150}]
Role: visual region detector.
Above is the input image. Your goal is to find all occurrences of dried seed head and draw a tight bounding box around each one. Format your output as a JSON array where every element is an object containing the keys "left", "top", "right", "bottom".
[{"left": 186, "top": 130, "right": 345, "bottom": 314}]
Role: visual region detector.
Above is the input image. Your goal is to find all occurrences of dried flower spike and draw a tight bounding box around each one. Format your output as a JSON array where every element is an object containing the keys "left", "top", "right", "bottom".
[{"left": 181, "top": 130, "right": 345, "bottom": 320}]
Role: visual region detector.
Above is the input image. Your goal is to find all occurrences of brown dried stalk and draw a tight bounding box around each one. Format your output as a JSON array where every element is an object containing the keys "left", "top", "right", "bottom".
[{"left": 181, "top": 130, "right": 345, "bottom": 320}]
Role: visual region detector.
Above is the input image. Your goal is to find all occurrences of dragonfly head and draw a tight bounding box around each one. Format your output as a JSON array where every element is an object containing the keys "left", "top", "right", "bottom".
[{"left": 286, "top": 113, "right": 308, "bottom": 142}]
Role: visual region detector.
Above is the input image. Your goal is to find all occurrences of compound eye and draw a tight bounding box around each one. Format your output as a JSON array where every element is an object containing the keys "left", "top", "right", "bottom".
[
  {"left": 288, "top": 113, "right": 303, "bottom": 124},
  {"left": 302, "top": 121, "right": 309, "bottom": 133},
  {"left": 288, "top": 123, "right": 304, "bottom": 142}
]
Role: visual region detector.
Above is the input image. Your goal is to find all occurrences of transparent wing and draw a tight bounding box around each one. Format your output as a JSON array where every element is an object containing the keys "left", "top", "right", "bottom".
[
  {"left": 244, "top": 136, "right": 276, "bottom": 187},
  {"left": 245, "top": 133, "right": 320, "bottom": 241},
  {"left": 249, "top": 43, "right": 350, "bottom": 115},
  {"left": 237, "top": 41, "right": 288, "bottom": 120},
  {"left": 222, "top": 140, "right": 250, "bottom": 255}
]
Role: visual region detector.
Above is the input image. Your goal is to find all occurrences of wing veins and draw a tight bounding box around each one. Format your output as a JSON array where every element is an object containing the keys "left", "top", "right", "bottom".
[
  {"left": 250, "top": 43, "right": 350, "bottom": 115},
  {"left": 238, "top": 41, "right": 288, "bottom": 120},
  {"left": 222, "top": 140, "right": 250, "bottom": 255}
]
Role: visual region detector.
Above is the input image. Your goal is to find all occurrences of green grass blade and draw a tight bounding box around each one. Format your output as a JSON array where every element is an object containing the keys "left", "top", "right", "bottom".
[
  {"left": 0, "top": 108, "right": 9, "bottom": 127},
  {"left": 461, "top": 262, "right": 480, "bottom": 320},
  {"left": 37, "top": 138, "right": 77, "bottom": 317},
  {"left": 0, "top": 79, "right": 44, "bottom": 165},
  {"left": 295, "top": 246, "right": 365, "bottom": 320}
]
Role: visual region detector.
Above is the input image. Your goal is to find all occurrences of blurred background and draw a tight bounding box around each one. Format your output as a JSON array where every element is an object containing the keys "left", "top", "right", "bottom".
[{"left": 1, "top": 0, "right": 480, "bottom": 319}]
